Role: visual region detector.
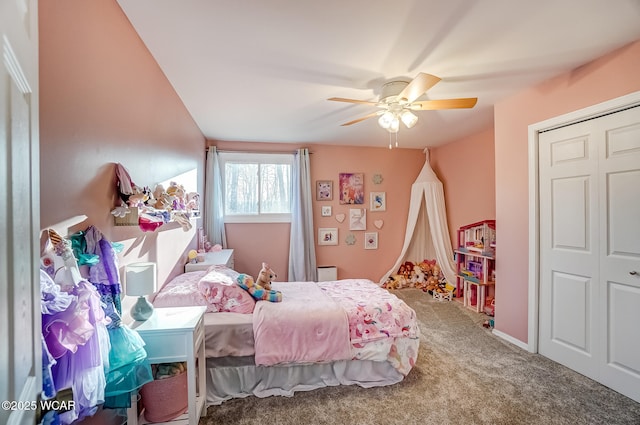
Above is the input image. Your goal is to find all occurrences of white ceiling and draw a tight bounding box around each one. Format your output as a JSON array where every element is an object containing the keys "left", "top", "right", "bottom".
[{"left": 117, "top": 0, "right": 640, "bottom": 149}]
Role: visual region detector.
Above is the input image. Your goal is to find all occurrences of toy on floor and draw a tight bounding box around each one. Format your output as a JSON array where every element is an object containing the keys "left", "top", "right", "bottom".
[
  {"left": 154, "top": 362, "right": 186, "bottom": 380},
  {"left": 237, "top": 273, "right": 282, "bottom": 302},
  {"left": 383, "top": 258, "right": 452, "bottom": 298},
  {"left": 256, "top": 262, "right": 277, "bottom": 290}
]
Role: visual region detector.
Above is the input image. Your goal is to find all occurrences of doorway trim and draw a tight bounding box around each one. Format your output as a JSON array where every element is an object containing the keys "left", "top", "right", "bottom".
[{"left": 527, "top": 90, "right": 640, "bottom": 354}]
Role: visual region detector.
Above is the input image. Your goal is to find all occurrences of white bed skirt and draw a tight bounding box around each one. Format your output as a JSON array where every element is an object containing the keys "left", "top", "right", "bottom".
[{"left": 206, "top": 356, "right": 404, "bottom": 405}]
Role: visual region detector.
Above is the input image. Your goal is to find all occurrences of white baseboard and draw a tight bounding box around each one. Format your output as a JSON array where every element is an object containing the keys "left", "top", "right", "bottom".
[{"left": 492, "top": 329, "right": 529, "bottom": 351}]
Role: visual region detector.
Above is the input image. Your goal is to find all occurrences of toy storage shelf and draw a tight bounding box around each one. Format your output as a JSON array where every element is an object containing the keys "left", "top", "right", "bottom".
[
  {"left": 114, "top": 208, "right": 200, "bottom": 227},
  {"left": 454, "top": 220, "right": 496, "bottom": 315}
]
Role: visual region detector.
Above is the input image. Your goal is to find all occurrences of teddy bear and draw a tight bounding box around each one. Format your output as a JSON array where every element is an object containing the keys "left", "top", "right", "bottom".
[
  {"left": 151, "top": 184, "right": 171, "bottom": 210},
  {"left": 256, "top": 262, "right": 277, "bottom": 290}
]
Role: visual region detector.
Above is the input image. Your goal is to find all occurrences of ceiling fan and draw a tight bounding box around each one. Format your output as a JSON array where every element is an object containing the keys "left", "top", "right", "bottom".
[{"left": 328, "top": 72, "right": 478, "bottom": 133}]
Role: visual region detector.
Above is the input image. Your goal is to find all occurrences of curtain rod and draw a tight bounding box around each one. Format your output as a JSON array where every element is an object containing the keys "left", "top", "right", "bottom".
[{"left": 206, "top": 147, "right": 313, "bottom": 155}]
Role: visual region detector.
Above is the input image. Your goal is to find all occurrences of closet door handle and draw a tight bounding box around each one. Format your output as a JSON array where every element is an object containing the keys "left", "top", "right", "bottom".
[{"left": 630, "top": 271, "right": 638, "bottom": 276}]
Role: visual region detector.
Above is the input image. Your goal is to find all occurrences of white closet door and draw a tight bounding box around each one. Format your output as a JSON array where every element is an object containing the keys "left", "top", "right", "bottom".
[
  {"left": 539, "top": 105, "right": 640, "bottom": 403},
  {"left": 539, "top": 118, "right": 600, "bottom": 379},
  {"left": 596, "top": 107, "right": 640, "bottom": 402}
]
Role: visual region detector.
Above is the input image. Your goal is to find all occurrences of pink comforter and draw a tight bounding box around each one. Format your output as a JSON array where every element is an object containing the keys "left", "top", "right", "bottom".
[
  {"left": 252, "top": 279, "right": 420, "bottom": 375},
  {"left": 252, "top": 281, "right": 352, "bottom": 366}
]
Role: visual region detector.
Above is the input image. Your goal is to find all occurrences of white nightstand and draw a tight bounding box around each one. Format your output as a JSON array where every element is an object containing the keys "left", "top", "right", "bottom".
[
  {"left": 184, "top": 249, "right": 234, "bottom": 272},
  {"left": 127, "top": 306, "right": 207, "bottom": 425}
]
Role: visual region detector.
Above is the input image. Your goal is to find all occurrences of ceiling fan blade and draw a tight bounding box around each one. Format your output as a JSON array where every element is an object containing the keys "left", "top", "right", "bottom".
[
  {"left": 411, "top": 97, "right": 478, "bottom": 110},
  {"left": 398, "top": 73, "right": 441, "bottom": 103},
  {"left": 328, "top": 97, "right": 378, "bottom": 106},
  {"left": 341, "top": 112, "right": 380, "bottom": 126}
]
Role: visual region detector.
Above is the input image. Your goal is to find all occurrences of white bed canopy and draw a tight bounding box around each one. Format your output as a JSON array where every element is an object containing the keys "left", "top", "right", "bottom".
[{"left": 380, "top": 148, "right": 457, "bottom": 285}]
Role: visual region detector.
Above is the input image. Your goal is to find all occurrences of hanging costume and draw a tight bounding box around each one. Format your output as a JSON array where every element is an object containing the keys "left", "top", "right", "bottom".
[
  {"left": 40, "top": 232, "right": 108, "bottom": 424},
  {"left": 81, "top": 225, "right": 153, "bottom": 409},
  {"left": 40, "top": 228, "right": 153, "bottom": 424}
]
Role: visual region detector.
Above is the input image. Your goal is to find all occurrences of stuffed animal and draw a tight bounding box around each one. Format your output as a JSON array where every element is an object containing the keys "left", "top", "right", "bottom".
[
  {"left": 411, "top": 267, "right": 426, "bottom": 287},
  {"left": 387, "top": 273, "right": 408, "bottom": 289},
  {"left": 432, "top": 264, "right": 442, "bottom": 279},
  {"left": 110, "top": 205, "right": 130, "bottom": 218},
  {"left": 256, "top": 262, "right": 277, "bottom": 290},
  {"left": 151, "top": 184, "right": 171, "bottom": 210},
  {"left": 126, "top": 185, "right": 149, "bottom": 208},
  {"left": 237, "top": 273, "right": 282, "bottom": 302},
  {"left": 185, "top": 192, "right": 200, "bottom": 212},
  {"left": 155, "top": 362, "right": 186, "bottom": 379},
  {"left": 166, "top": 181, "right": 187, "bottom": 211}
]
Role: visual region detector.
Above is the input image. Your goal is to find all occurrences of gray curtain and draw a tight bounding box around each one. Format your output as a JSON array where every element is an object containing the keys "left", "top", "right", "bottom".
[
  {"left": 288, "top": 148, "right": 317, "bottom": 281},
  {"left": 205, "top": 146, "right": 227, "bottom": 247}
]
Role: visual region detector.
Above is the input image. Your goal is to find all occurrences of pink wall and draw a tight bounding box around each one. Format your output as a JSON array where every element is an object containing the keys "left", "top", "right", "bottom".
[
  {"left": 494, "top": 40, "right": 640, "bottom": 343},
  {"left": 430, "top": 127, "right": 496, "bottom": 249},
  {"left": 39, "top": 1, "right": 205, "bottom": 293},
  {"left": 213, "top": 140, "right": 425, "bottom": 282}
]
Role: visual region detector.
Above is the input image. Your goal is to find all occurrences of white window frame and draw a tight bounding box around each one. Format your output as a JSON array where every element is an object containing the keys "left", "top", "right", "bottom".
[{"left": 219, "top": 152, "right": 293, "bottom": 224}]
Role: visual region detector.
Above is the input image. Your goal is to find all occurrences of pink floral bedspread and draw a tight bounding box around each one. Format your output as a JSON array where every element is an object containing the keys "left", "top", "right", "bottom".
[{"left": 318, "top": 279, "right": 420, "bottom": 375}]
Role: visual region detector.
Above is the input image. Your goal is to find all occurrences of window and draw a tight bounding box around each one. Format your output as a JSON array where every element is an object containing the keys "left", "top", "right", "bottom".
[{"left": 219, "top": 152, "right": 293, "bottom": 223}]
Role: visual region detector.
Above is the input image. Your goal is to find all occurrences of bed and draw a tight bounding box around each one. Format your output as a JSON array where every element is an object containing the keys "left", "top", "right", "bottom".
[{"left": 152, "top": 265, "right": 420, "bottom": 405}]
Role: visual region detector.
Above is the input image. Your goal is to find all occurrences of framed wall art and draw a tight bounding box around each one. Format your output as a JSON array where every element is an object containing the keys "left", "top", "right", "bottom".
[
  {"left": 316, "top": 180, "right": 333, "bottom": 201},
  {"left": 318, "top": 228, "right": 338, "bottom": 246},
  {"left": 370, "top": 192, "right": 386, "bottom": 212},
  {"left": 349, "top": 208, "right": 366, "bottom": 231},
  {"left": 339, "top": 173, "right": 364, "bottom": 204},
  {"left": 321, "top": 205, "right": 332, "bottom": 217},
  {"left": 365, "top": 232, "right": 378, "bottom": 250}
]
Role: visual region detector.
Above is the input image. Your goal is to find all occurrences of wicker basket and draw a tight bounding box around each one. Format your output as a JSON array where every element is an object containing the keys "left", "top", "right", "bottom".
[
  {"left": 113, "top": 207, "right": 139, "bottom": 226},
  {"left": 140, "top": 371, "right": 188, "bottom": 423}
]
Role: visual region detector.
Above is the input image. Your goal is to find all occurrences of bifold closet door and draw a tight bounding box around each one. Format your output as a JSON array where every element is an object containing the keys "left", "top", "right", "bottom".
[{"left": 538, "top": 105, "right": 640, "bottom": 403}]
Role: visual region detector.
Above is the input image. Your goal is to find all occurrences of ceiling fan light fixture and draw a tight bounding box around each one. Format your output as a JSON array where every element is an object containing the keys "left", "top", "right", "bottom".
[
  {"left": 328, "top": 72, "right": 478, "bottom": 143},
  {"left": 400, "top": 110, "right": 418, "bottom": 128},
  {"left": 388, "top": 117, "right": 400, "bottom": 133},
  {"left": 378, "top": 111, "right": 394, "bottom": 129}
]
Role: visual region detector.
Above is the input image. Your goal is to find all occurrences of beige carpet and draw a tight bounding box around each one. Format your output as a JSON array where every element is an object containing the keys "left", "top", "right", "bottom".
[{"left": 200, "top": 288, "right": 640, "bottom": 425}]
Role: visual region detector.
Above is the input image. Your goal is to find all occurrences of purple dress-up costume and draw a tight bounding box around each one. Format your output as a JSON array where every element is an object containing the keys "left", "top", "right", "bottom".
[
  {"left": 82, "top": 226, "right": 153, "bottom": 409},
  {"left": 40, "top": 252, "right": 109, "bottom": 425}
]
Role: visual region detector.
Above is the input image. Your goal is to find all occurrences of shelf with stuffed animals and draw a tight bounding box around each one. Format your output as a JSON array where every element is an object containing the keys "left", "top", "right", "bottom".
[{"left": 110, "top": 163, "right": 200, "bottom": 232}]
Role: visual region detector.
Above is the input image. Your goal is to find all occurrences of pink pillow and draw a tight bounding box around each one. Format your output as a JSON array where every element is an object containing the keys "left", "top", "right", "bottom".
[
  {"left": 197, "top": 266, "right": 255, "bottom": 314},
  {"left": 152, "top": 271, "right": 214, "bottom": 311}
]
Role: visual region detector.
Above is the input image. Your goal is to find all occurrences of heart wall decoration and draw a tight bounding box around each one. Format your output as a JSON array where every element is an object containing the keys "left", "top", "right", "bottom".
[
  {"left": 373, "top": 220, "right": 384, "bottom": 229},
  {"left": 335, "top": 213, "right": 345, "bottom": 223}
]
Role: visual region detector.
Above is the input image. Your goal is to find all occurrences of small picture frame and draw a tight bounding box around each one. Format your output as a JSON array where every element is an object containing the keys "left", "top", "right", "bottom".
[
  {"left": 349, "top": 208, "right": 366, "bottom": 231},
  {"left": 316, "top": 180, "right": 333, "bottom": 201},
  {"left": 365, "top": 232, "right": 378, "bottom": 250},
  {"left": 321, "top": 206, "right": 332, "bottom": 217},
  {"left": 370, "top": 192, "right": 386, "bottom": 212},
  {"left": 318, "top": 228, "right": 338, "bottom": 246}
]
